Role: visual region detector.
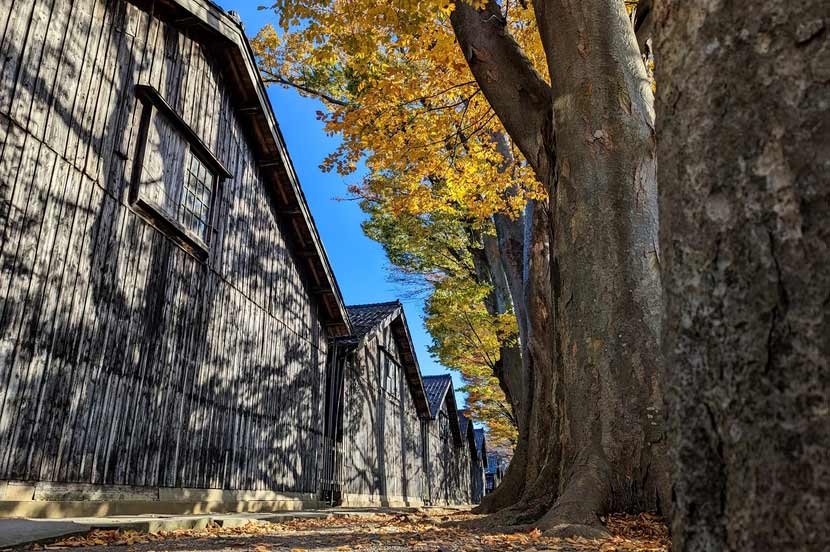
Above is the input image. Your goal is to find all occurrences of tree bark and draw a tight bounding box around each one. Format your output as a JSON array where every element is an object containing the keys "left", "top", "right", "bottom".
[
  {"left": 475, "top": 204, "right": 540, "bottom": 514},
  {"left": 633, "top": 0, "right": 654, "bottom": 58},
  {"left": 656, "top": 1, "right": 830, "bottom": 549},
  {"left": 467, "top": 210, "right": 533, "bottom": 512},
  {"left": 452, "top": 0, "right": 670, "bottom": 534}
]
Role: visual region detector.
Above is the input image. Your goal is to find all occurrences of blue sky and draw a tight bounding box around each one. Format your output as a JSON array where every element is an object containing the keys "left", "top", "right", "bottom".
[{"left": 217, "top": 2, "right": 467, "bottom": 403}]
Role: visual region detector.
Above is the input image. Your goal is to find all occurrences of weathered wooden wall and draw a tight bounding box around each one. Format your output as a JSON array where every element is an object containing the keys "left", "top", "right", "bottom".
[
  {"left": 341, "top": 326, "right": 425, "bottom": 503},
  {"left": 454, "top": 439, "right": 472, "bottom": 505},
  {"left": 471, "top": 453, "right": 484, "bottom": 504},
  {"left": 422, "top": 404, "right": 471, "bottom": 506},
  {"left": 0, "top": 0, "right": 328, "bottom": 493}
]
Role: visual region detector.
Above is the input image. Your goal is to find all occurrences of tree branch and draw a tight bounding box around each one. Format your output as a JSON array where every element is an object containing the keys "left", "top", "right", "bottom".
[
  {"left": 449, "top": 0, "right": 554, "bottom": 180},
  {"left": 402, "top": 81, "right": 478, "bottom": 106},
  {"left": 497, "top": 401, "right": 517, "bottom": 427},
  {"left": 261, "top": 70, "right": 350, "bottom": 107}
]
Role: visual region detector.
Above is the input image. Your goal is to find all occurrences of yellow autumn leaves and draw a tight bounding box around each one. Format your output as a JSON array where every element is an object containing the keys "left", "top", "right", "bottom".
[
  {"left": 252, "top": 0, "right": 546, "bottom": 221},
  {"left": 252, "top": 0, "right": 548, "bottom": 444}
]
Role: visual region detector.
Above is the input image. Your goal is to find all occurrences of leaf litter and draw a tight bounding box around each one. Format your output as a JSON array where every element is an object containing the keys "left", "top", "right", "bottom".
[{"left": 18, "top": 510, "right": 668, "bottom": 552}]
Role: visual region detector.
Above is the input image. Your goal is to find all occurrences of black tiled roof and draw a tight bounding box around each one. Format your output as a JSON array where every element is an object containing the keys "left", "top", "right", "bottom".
[
  {"left": 423, "top": 374, "right": 452, "bottom": 418},
  {"left": 346, "top": 301, "right": 401, "bottom": 338},
  {"left": 458, "top": 411, "right": 471, "bottom": 435}
]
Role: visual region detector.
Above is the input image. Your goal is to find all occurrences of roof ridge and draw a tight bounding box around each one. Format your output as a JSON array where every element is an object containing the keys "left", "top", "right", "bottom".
[{"left": 346, "top": 300, "right": 402, "bottom": 309}]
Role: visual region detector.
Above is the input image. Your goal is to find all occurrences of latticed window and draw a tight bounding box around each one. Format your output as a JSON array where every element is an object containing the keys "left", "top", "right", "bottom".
[{"left": 180, "top": 152, "right": 213, "bottom": 241}]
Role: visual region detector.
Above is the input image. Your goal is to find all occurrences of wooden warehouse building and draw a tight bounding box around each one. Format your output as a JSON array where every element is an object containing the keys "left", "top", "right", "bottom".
[
  {"left": 421, "top": 375, "right": 472, "bottom": 506},
  {"left": 0, "top": 0, "right": 478, "bottom": 517},
  {"left": 325, "top": 303, "right": 475, "bottom": 507},
  {"left": 0, "top": 0, "right": 352, "bottom": 516},
  {"left": 458, "top": 413, "right": 486, "bottom": 505},
  {"left": 472, "top": 428, "right": 487, "bottom": 504}
]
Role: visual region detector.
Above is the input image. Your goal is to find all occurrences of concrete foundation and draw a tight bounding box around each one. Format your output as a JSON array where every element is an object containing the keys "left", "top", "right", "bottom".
[{"left": 0, "top": 480, "right": 321, "bottom": 519}]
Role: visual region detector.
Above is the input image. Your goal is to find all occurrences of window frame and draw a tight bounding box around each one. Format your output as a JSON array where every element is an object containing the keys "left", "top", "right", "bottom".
[
  {"left": 180, "top": 152, "right": 215, "bottom": 240},
  {"left": 129, "top": 84, "right": 231, "bottom": 262}
]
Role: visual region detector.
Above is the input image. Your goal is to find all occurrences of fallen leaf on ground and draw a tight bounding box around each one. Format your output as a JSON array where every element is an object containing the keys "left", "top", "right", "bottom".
[{"left": 31, "top": 510, "right": 669, "bottom": 552}]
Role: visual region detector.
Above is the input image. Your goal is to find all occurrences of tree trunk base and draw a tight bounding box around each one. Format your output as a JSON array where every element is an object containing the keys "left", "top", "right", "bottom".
[
  {"left": 473, "top": 482, "right": 523, "bottom": 515},
  {"left": 535, "top": 457, "right": 609, "bottom": 535},
  {"left": 476, "top": 452, "right": 661, "bottom": 541},
  {"left": 474, "top": 441, "right": 529, "bottom": 514},
  {"left": 486, "top": 497, "right": 552, "bottom": 526}
]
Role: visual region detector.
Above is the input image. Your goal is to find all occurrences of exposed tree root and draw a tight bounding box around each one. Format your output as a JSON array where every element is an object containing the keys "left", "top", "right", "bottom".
[
  {"left": 473, "top": 454, "right": 625, "bottom": 540},
  {"left": 537, "top": 457, "right": 608, "bottom": 527},
  {"left": 543, "top": 523, "right": 611, "bottom": 539},
  {"left": 473, "top": 443, "right": 528, "bottom": 514}
]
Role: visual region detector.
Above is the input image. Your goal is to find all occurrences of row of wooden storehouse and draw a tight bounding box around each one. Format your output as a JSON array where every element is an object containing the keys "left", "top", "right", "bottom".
[{"left": 0, "top": 0, "right": 492, "bottom": 516}]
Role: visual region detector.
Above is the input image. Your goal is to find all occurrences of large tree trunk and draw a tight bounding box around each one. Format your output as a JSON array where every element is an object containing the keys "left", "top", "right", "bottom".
[
  {"left": 477, "top": 202, "right": 551, "bottom": 517},
  {"left": 656, "top": 1, "right": 830, "bottom": 549},
  {"left": 451, "top": 0, "right": 669, "bottom": 534},
  {"left": 533, "top": 0, "right": 669, "bottom": 532}
]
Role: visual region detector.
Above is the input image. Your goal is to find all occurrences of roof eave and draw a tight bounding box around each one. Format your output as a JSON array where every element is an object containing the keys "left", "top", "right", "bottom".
[
  {"left": 430, "top": 381, "right": 462, "bottom": 446},
  {"left": 446, "top": 390, "right": 463, "bottom": 446},
  {"left": 392, "top": 307, "right": 432, "bottom": 419}
]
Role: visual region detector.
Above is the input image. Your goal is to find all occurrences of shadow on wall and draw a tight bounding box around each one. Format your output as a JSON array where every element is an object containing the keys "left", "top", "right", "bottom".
[
  {"left": 0, "top": 0, "right": 325, "bottom": 495},
  {"left": 340, "top": 341, "right": 424, "bottom": 505},
  {"left": 342, "top": 346, "right": 389, "bottom": 503}
]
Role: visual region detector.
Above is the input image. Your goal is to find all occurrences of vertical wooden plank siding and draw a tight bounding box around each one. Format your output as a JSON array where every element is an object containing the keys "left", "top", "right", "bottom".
[
  {"left": 341, "top": 325, "right": 430, "bottom": 504},
  {"left": 339, "top": 319, "right": 474, "bottom": 506},
  {"left": 0, "top": 0, "right": 329, "bottom": 494}
]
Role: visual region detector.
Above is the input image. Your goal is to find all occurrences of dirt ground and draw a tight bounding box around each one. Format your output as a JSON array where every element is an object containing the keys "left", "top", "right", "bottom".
[{"left": 26, "top": 511, "right": 670, "bottom": 552}]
